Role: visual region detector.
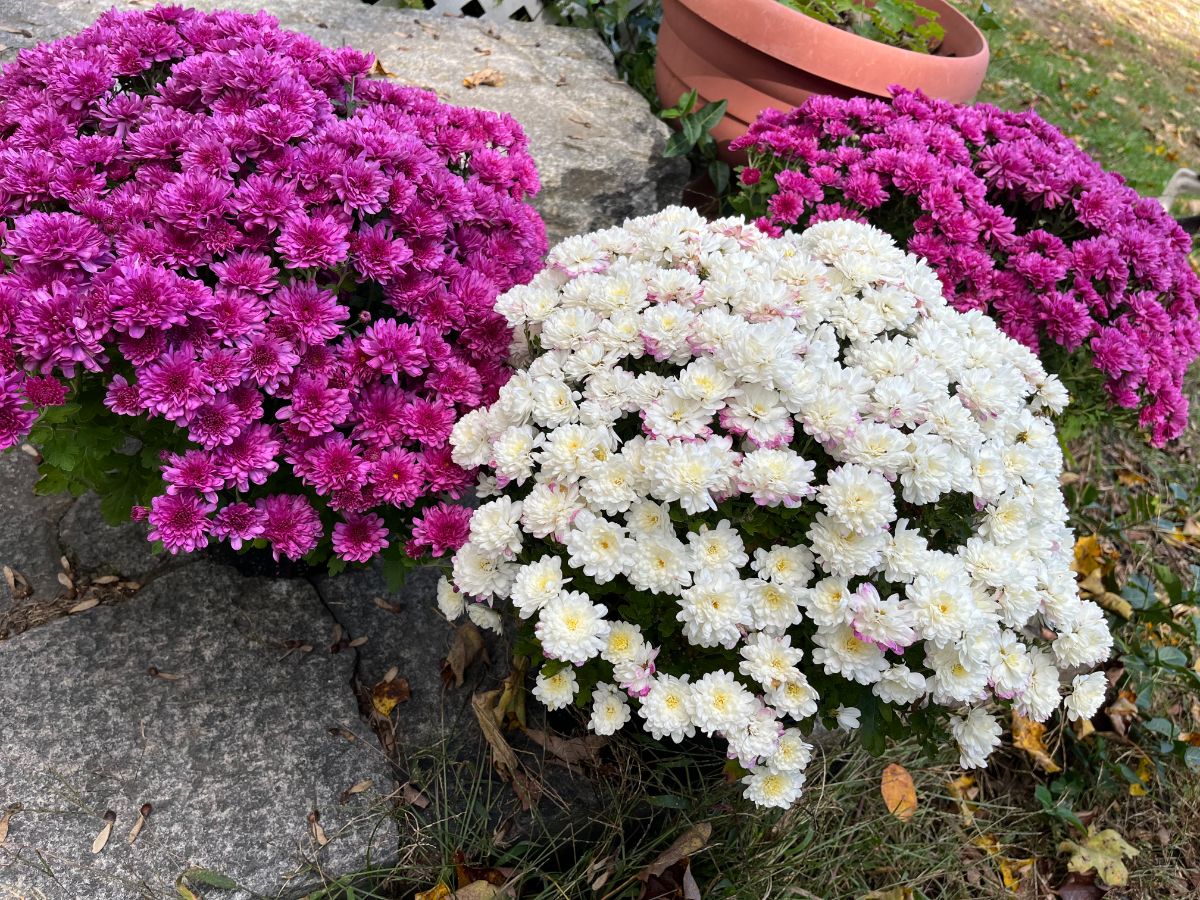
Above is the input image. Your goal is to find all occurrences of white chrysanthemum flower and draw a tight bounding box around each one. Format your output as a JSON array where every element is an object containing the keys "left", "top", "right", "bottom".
[
  {"left": 624, "top": 498, "right": 673, "bottom": 536},
  {"left": 1014, "top": 648, "right": 1063, "bottom": 722},
  {"left": 564, "top": 511, "right": 631, "bottom": 584},
  {"left": 533, "top": 666, "right": 578, "bottom": 711},
  {"left": 450, "top": 408, "right": 494, "bottom": 468},
  {"left": 588, "top": 684, "right": 632, "bottom": 735},
  {"left": 850, "top": 584, "right": 916, "bottom": 654},
  {"left": 769, "top": 728, "right": 814, "bottom": 772},
  {"left": 751, "top": 544, "right": 815, "bottom": 590},
  {"left": 639, "top": 673, "right": 696, "bottom": 742},
  {"left": 881, "top": 519, "right": 929, "bottom": 584},
  {"left": 536, "top": 591, "right": 610, "bottom": 665},
  {"left": 951, "top": 707, "right": 1002, "bottom": 769},
  {"left": 678, "top": 572, "right": 752, "bottom": 649},
  {"left": 725, "top": 703, "right": 784, "bottom": 767},
  {"left": 688, "top": 670, "right": 758, "bottom": 736},
  {"left": 757, "top": 669, "right": 815, "bottom": 718},
  {"left": 595, "top": 621, "right": 643, "bottom": 669},
  {"left": 807, "top": 512, "right": 886, "bottom": 578},
  {"left": 872, "top": 664, "right": 927, "bottom": 705},
  {"left": 686, "top": 519, "right": 748, "bottom": 573},
  {"left": 627, "top": 531, "right": 693, "bottom": 596},
  {"left": 1052, "top": 602, "right": 1114, "bottom": 668},
  {"left": 452, "top": 542, "right": 516, "bottom": 599},
  {"left": 800, "top": 576, "right": 855, "bottom": 628},
  {"left": 746, "top": 578, "right": 804, "bottom": 633},
  {"left": 835, "top": 705, "right": 862, "bottom": 731},
  {"left": 1064, "top": 671, "right": 1107, "bottom": 723},
  {"left": 520, "top": 482, "right": 583, "bottom": 540},
  {"left": 990, "top": 630, "right": 1033, "bottom": 699},
  {"left": 510, "top": 555, "right": 569, "bottom": 620},
  {"left": 736, "top": 447, "right": 816, "bottom": 506},
  {"left": 812, "top": 624, "right": 889, "bottom": 685},
  {"left": 742, "top": 766, "right": 806, "bottom": 809},
  {"left": 467, "top": 602, "right": 503, "bottom": 634},
  {"left": 492, "top": 425, "right": 543, "bottom": 485},
  {"left": 645, "top": 435, "right": 738, "bottom": 514},
  {"left": 927, "top": 644, "right": 991, "bottom": 705},
  {"left": 818, "top": 463, "right": 897, "bottom": 534},
  {"left": 468, "top": 497, "right": 523, "bottom": 558},
  {"left": 579, "top": 455, "right": 640, "bottom": 515},
  {"left": 436, "top": 576, "right": 467, "bottom": 622},
  {"left": 739, "top": 632, "right": 804, "bottom": 690}
]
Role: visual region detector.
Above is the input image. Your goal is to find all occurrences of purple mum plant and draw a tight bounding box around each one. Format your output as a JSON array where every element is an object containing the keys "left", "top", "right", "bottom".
[
  {"left": 0, "top": 6, "right": 548, "bottom": 572},
  {"left": 732, "top": 88, "right": 1200, "bottom": 445}
]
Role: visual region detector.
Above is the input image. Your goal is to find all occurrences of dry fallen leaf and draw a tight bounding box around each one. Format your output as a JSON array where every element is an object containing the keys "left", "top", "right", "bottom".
[
  {"left": 452, "top": 883, "right": 499, "bottom": 900},
  {"left": 308, "top": 809, "right": 329, "bottom": 847},
  {"left": 0, "top": 803, "right": 20, "bottom": 845},
  {"left": 374, "top": 596, "right": 402, "bottom": 614},
  {"left": 880, "top": 762, "right": 918, "bottom": 821},
  {"left": 442, "top": 622, "right": 487, "bottom": 688},
  {"left": 69, "top": 597, "right": 100, "bottom": 613},
  {"left": 463, "top": 67, "right": 504, "bottom": 89},
  {"left": 523, "top": 728, "right": 607, "bottom": 766},
  {"left": 1012, "top": 711, "right": 1062, "bottom": 773},
  {"left": 348, "top": 635, "right": 369, "bottom": 648},
  {"left": 1060, "top": 827, "right": 1138, "bottom": 886},
  {"left": 401, "top": 782, "right": 430, "bottom": 809},
  {"left": 638, "top": 822, "right": 712, "bottom": 881},
  {"left": 371, "top": 676, "right": 412, "bottom": 717},
  {"left": 416, "top": 884, "right": 453, "bottom": 900},
  {"left": 92, "top": 810, "right": 116, "bottom": 854},
  {"left": 1115, "top": 468, "right": 1147, "bottom": 486},
  {"left": 339, "top": 779, "right": 373, "bottom": 804},
  {"left": 946, "top": 774, "right": 978, "bottom": 826},
  {"left": 370, "top": 58, "right": 397, "bottom": 79},
  {"left": 471, "top": 691, "right": 538, "bottom": 810},
  {"left": 1106, "top": 693, "right": 1139, "bottom": 737},
  {"left": 1072, "top": 535, "right": 1110, "bottom": 577}
]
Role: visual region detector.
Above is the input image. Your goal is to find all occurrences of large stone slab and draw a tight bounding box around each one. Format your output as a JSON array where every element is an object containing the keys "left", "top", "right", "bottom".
[
  {"left": 0, "top": 452, "right": 74, "bottom": 619},
  {"left": 0, "top": 0, "right": 687, "bottom": 244},
  {"left": 0, "top": 561, "right": 396, "bottom": 899}
]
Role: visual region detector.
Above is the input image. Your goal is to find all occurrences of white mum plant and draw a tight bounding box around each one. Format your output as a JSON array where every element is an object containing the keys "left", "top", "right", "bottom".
[{"left": 445, "top": 207, "right": 1113, "bottom": 810}]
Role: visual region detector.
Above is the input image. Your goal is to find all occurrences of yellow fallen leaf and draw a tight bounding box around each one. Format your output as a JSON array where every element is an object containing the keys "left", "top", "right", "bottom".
[
  {"left": 1011, "top": 711, "right": 1061, "bottom": 773},
  {"left": 453, "top": 883, "right": 499, "bottom": 900},
  {"left": 1116, "top": 468, "right": 1147, "bottom": 487},
  {"left": 998, "top": 854, "right": 1035, "bottom": 891},
  {"left": 1073, "top": 535, "right": 1104, "bottom": 576},
  {"left": 1129, "top": 755, "right": 1154, "bottom": 796},
  {"left": 946, "top": 774, "right": 978, "bottom": 826},
  {"left": 1059, "top": 827, "right": 1139, "bottom": 886},
  {"left": 415, "top": 883, "right": 453, "bottom": 900},
  {"left": 880, "top": 762, "right": 917, "bottom": 821},
  {"left": 1094, "top": 591, "right": 1133, "bottom": 620},
  {"left": 371, "top": 676, "right": 411, "bottom": 717}
]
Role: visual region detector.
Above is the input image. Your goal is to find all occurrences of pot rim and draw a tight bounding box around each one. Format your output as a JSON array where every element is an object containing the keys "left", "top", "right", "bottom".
[{"left": 671, "top": 0, "right": 989, "bottom": 72}]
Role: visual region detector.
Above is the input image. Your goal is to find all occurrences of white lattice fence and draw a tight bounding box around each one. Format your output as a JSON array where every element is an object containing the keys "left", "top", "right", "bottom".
[{"left": 423, "top": 0, "right": 549, "bottom": 21}]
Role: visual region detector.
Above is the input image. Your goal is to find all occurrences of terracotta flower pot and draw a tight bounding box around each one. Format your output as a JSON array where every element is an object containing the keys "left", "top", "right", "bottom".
[{"left": 655, "top": 0, "right": 989, "bottom": 161}]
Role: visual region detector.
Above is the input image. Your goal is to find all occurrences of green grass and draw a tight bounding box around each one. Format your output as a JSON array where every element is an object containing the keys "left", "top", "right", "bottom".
[{"left": 973, "top": 0, "right": 1200, "bottom": 196}]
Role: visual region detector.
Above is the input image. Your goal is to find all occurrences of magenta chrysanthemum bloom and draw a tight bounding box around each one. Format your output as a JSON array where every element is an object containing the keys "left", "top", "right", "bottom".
[
  {"left": 0, "top": 372, "right": 38, "bottom": 447},
  {"left": 734, "top": 88, "right": 1200, "bottom": 444},
  {"left": 147, "top": 492, "right": 214, "bottom": 554},
  {"left": 332, "top": 513, "right": 390, "bottom": 563},
  {"left": 257, "top": 493, "right": 323, "bottom": 561},
  {"left": 211, "top": 502, "right": 268, "bottom": 551},
  {"left": 23, "top": 376, "right": 68, "bottom": 408},
  {"left": 0, "top": 6, "right": 546, "bottom": 567},
  {"left": 407, "top": 501, "right": 472, "bottom": 558}
]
